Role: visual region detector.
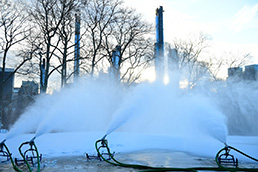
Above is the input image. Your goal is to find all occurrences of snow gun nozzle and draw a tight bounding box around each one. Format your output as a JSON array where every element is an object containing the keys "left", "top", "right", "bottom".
[
  {"left": 101, "top": 134, "right": 107, "bottom": 140},
  {"left": 29, "top": 137, "right": 36, "bottom": 145},
  {"left": 0, "top": 139, "right": 6, "bottom": 150},
  {"left": 101, "top": 135, "right": 107, "bottom": 146},
  {"left": 0, "top": 139, "right": 6, "bottom": 146}
]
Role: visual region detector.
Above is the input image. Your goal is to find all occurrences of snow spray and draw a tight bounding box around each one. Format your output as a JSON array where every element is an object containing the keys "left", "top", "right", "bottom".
[
  {"left": 33, "top": 76, "right": 124, "bottom": 137},
  {"left": 7, "top": 70, "right": 258, "bottom": 147},
  {"left": 6, "top": 76, "right": 123, "bottom": 139},
  {"left": 5, "top": 94, "right": 51, "bottom": 140},
  {"left": 209, "top": 81, "right": 258, "bottom": 136},
  {"left": 105, "top": 80, "right": 228, "bottom": 143}
]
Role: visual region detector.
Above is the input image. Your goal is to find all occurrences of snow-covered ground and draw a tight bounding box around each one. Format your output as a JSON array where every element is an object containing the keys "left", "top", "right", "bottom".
[{"left": 1, "top": 132, "right": 258, "bottom": 162}]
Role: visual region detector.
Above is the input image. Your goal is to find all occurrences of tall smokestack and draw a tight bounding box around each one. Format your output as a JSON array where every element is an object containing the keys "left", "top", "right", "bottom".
[
  {"left": 155, "top": 6, "right": 164, "bottom": 80},
  {"left": 74, "top": 11, "right": 80, "bottom": 81}
]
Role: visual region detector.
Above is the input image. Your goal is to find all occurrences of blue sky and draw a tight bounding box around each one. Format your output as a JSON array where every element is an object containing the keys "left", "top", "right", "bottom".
[
  {"left": 125, "top": 0, "right": 258, "bottom": 64},
  {"left": 170, "top": 0, "right": 258, "bottom": 44}
]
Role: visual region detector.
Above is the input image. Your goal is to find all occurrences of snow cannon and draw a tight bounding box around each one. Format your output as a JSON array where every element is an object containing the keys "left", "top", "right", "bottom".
[
  {"left": 86, "top": 135, "right": 115, "bottom": 161},
  {"left": 15, "top": 137, "right": 42, "bottom": 167},
  {"left": 0, "top": 139, "right": 11, "bottom": 163},
  {"left": 217, "top": 143, "right": 238, "bottom": 167}
]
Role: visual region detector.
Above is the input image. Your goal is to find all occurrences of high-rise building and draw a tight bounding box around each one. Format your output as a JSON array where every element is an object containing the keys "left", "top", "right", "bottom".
[
  {"left": 227, "top": 67, "right": 243, "bottom": 78},
  {"left": 155, "top": 6, "right": 164, "bottom": 80},
  {"left": 74, "top": 11, "right": 80, "bottom": 81},
  {"left": 0, "top": 68, "right": 14, "bottom": 129},
  {"left": 17, "top": 81, "right": 38, "bottom": 112},
  {"left": 243, "top": 64, "right": 258, "bottom": 80},
  {"left": 9, "top": 81, "right": 39, "bottom": 128},
  {"left": 227, "top": 65, "right": 258, "bottom": 81},
  {"left": 109, "top": 45, "right": 121, "bottom": 81}
]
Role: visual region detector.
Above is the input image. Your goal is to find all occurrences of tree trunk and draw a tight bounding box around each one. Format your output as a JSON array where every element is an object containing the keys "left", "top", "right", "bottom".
[{"left": 62, "top": 40, "right": 68, "bottom": 87}]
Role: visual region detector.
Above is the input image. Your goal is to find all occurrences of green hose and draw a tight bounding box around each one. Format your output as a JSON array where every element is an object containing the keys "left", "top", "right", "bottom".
[
  {"left": 215, "top": 145, "right": 258, "bottom": 172},
  {"left": 2, "top": 143, "right": 23, "bottom": 172},
  {"left": 18, "top": 141, "right": 41, "bottom": 172},
  {"left": 2, "top": 140, "right": 41, "bottom": 172},
  {"left": 18, "top": 141, "right": 33, "bottom": 172},
  {"left": 33, "top": 142, "right": 41, "bottom": 172},
  {"left": 95, "top": 138, "right": 258, "bottom": 172}
]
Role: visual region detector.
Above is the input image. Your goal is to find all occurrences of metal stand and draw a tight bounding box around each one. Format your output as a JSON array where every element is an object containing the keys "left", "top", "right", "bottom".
[
  {"left": 15, "top": 138, "right": 42, "bottom": 167},
  {"left": 0, "top": 141, "right": 10, "bottom": 163},
  {"left": 218, "top": 146, "right": 238, "bottom": 167},
  {"left": 86, "top": 139, "right": 115, "bottom": 161}
]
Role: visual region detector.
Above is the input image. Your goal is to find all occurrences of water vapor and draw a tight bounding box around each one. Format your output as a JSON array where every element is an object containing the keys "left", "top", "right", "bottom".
[{"left": 8, "top": 71, "right": 257, "bottom": 148}]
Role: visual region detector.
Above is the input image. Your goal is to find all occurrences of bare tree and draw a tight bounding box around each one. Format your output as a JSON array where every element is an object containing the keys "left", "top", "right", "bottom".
[
  {"left": 0, "top": 2, "right": 31, "bottom": 83},
  {"left": 0, "top": 2, "right": 32, "bottom": 128},
  {"left": 169, "top": 33, "right": 252, "bottom": 85},
  {"left": 224, "top": 52, "right": 251, "bottom": 68},
  {"left": 80, "top": 0, "right": 154, "bottom": 83},
  {"left": 170, "top": 33, "right": 211, "bottom": 89},
  {"left": 54, "top": 3, "right": 86, "bottom": 87},
  {"left": 27, "top": 0, "right": 79, "bottom": 92},
  {"left": 80, "top": 0, "right": 122, "bottom": 76},
  {"left": 207, "top": 52, "right": 251, "bottom": 81},
  {"left": 102, "top": 7, "right": 154, "bottom": 84}
]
